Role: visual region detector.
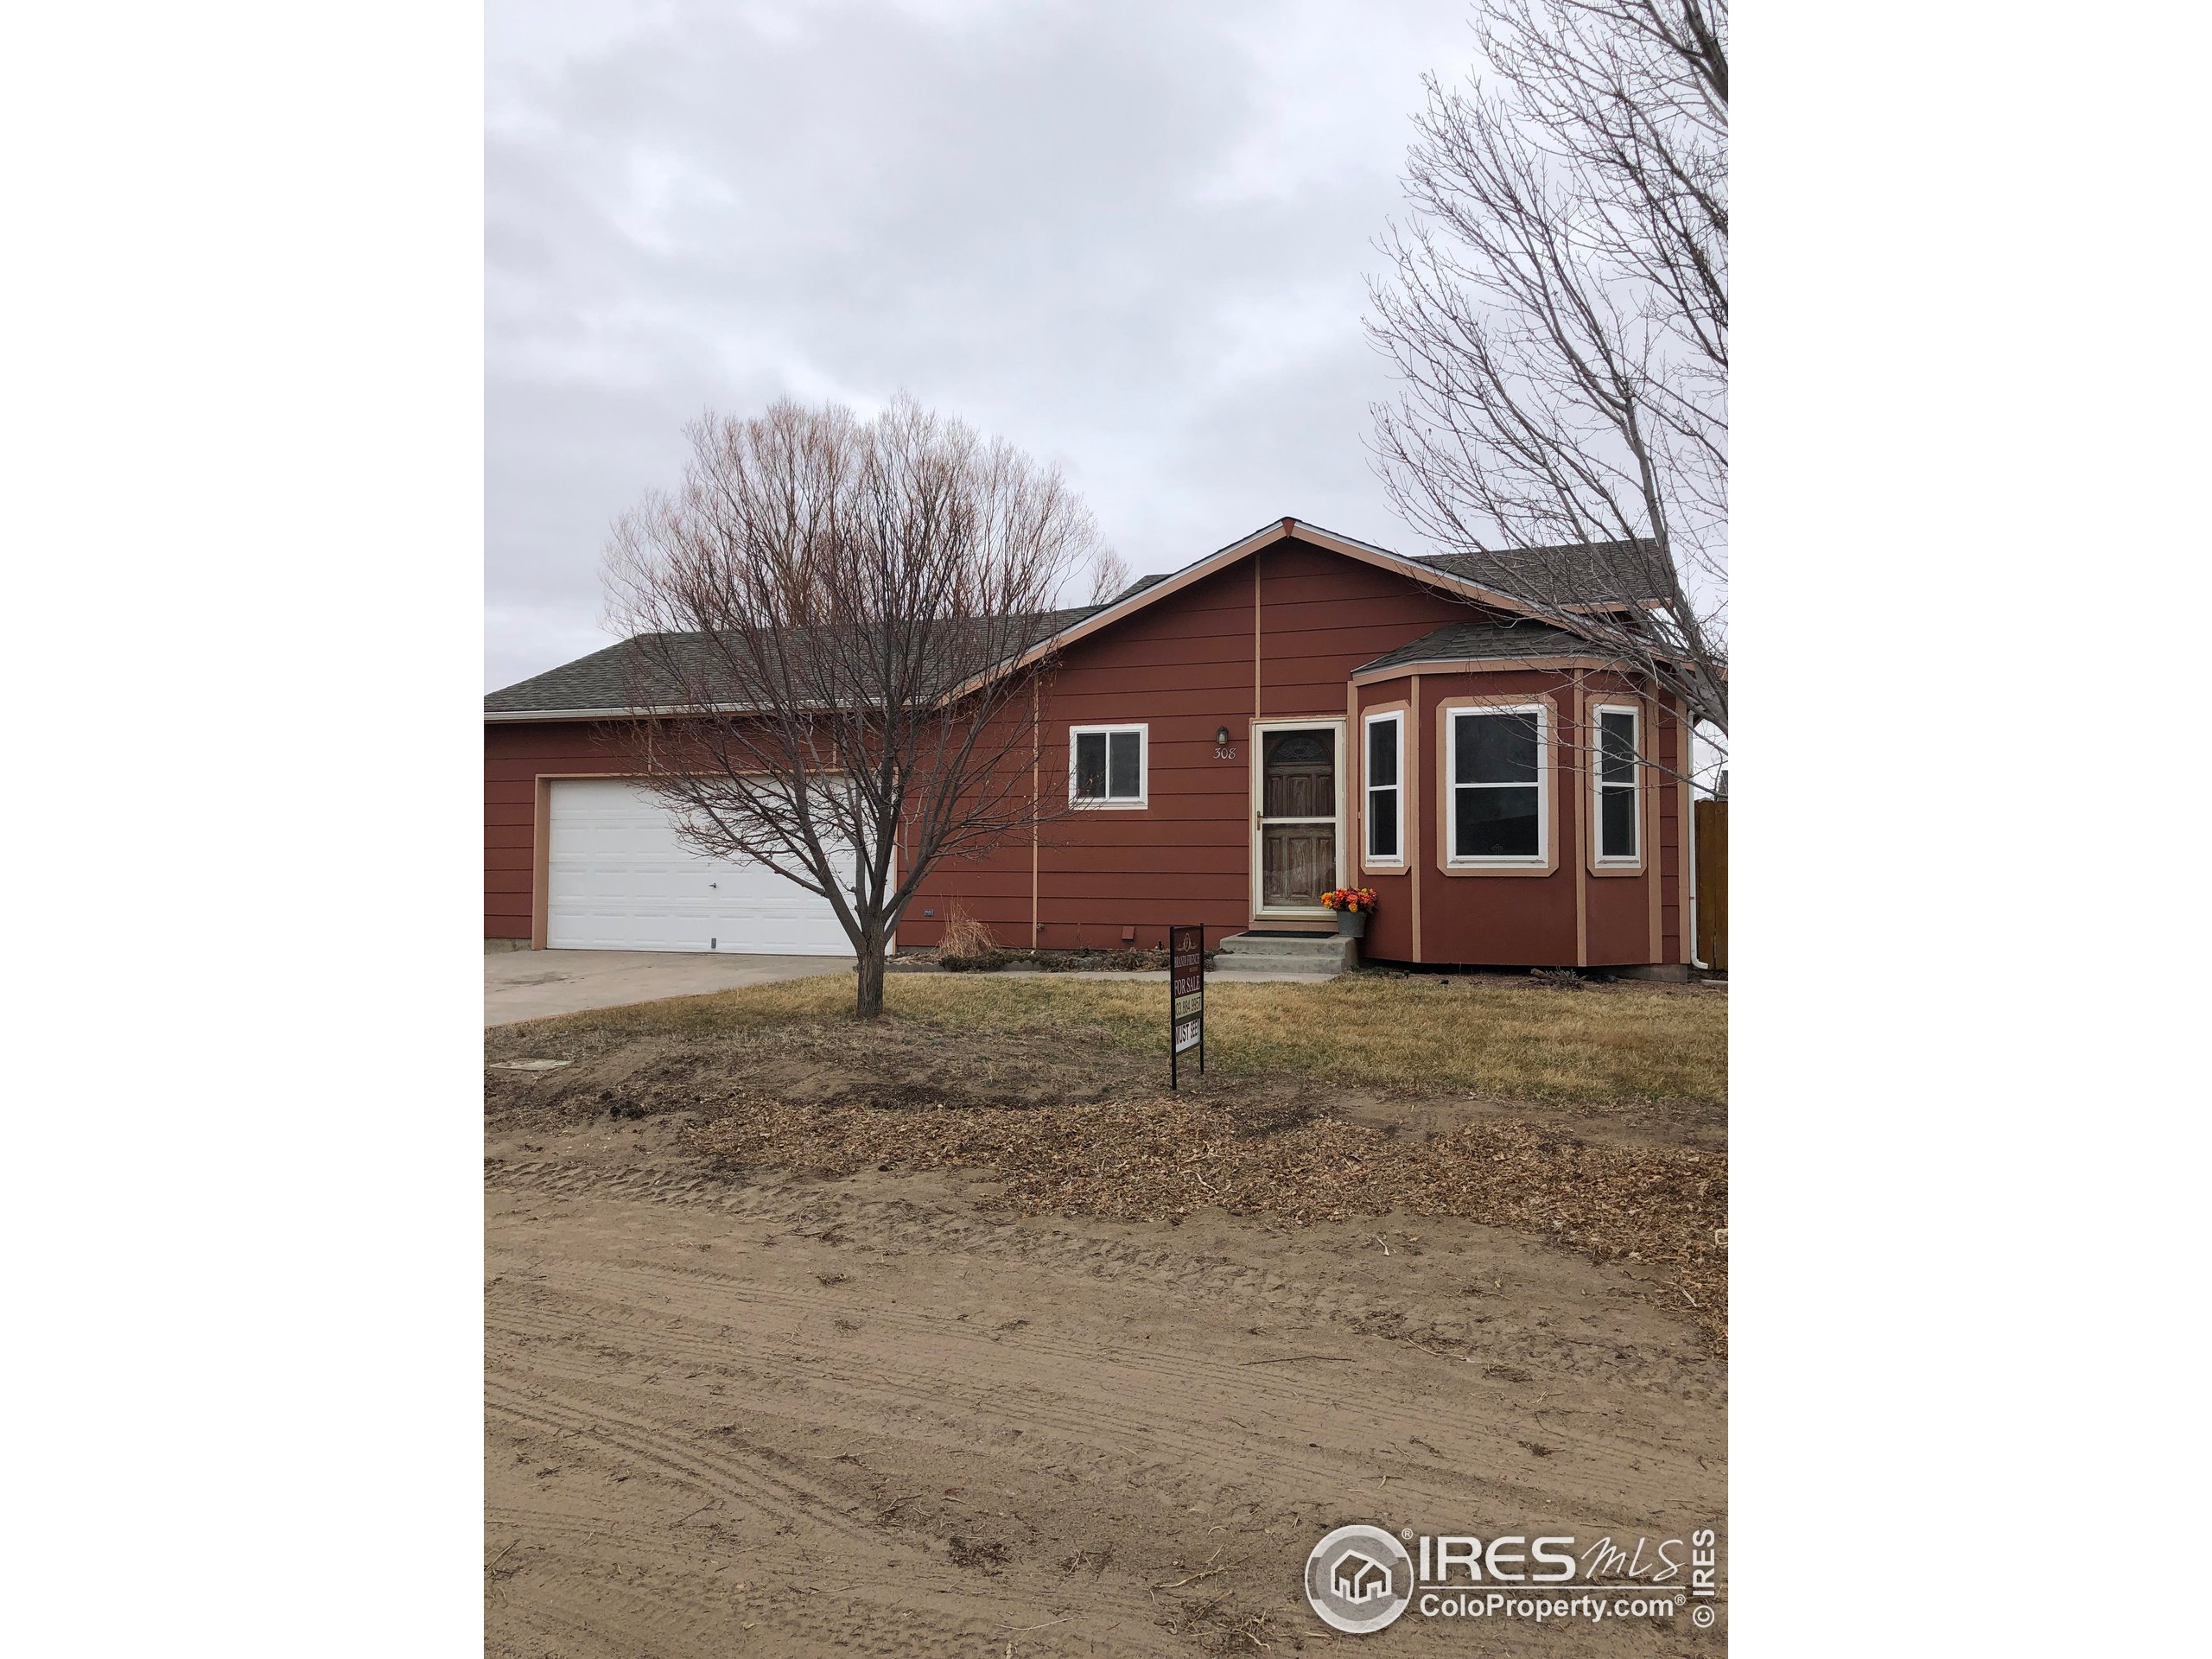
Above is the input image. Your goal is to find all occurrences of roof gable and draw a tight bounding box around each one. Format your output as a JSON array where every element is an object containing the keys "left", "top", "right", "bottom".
[{"left": 974, "top": 517, "right": 1635, "bottom": 688}]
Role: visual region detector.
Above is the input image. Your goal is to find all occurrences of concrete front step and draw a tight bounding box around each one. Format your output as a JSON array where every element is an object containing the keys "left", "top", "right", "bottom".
[{"left": 1212, "top": 931, "right": 1356, "bottom": 975}]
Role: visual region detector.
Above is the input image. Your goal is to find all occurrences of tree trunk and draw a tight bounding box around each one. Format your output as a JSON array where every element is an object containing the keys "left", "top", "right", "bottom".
[{"left": 854, "top": 938, "right": 887, "bottom": 1020}]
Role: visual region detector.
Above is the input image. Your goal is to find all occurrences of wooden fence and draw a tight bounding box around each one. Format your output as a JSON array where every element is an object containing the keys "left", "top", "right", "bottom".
[{"left": 1694, "top": 798, "right": 1727, "bottom": 971}]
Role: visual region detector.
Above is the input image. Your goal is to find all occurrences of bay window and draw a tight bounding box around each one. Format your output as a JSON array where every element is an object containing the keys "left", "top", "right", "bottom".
[
  {"left": 1363, "top": 709, "right": 1403, "bottom": 862},
  {"left": 1593, "top": 705, "right": 1640, "bottom": 863},
  {"left": 1448, "top": 705, "right": 1547, "bottom": 864}
]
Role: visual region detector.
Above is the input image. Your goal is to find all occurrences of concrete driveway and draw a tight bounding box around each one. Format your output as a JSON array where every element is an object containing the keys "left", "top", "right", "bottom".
[{"left": 486, "top": 948, "right": 854, "bottom": 1027}]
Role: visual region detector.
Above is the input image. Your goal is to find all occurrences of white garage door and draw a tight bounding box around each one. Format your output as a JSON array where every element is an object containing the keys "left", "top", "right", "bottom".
[{"left": 547, "top": 778, "right": 856, "bottom": 955}]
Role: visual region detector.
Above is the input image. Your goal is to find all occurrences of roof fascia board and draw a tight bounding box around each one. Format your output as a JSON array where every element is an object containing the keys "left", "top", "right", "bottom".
[
  {"left": 485, "top": 702, "right": 766, "bottom": 722},
  {"left": 1350, "top": 654, "right": 1619, "bottom": 686},
  {"left": 486, "top": 707, "right": 633, "bottom": 722},
  {"left": 1288, "top": 523, "right": 1554, "bottom": 621}
]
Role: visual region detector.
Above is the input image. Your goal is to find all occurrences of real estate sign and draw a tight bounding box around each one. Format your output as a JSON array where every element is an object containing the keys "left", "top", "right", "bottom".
[{"left": 1170, "top": 924, "right": 1205, "bottom": 1089}]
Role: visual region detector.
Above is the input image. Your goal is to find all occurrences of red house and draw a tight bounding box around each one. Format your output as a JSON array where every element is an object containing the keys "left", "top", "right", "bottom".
[{"left": 485, "top": 518, "right": 1694, "bottom": 971}]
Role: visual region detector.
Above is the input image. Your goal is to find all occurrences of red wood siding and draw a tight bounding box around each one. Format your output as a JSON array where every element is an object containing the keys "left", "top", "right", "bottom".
[
  {"left": 906, "top": 536, "right": 1471, "bottom": 953},
  {"left": 483, "top": 721, "right": 627, "bottom": 939},
  {"left": 483, "top": 532, "right": 1686, "bottom": 967}
]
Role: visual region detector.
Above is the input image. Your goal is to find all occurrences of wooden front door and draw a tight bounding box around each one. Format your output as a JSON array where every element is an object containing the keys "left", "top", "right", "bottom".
[{"left": 1258, "top": 726, "right": 1338, "bottom": 910}]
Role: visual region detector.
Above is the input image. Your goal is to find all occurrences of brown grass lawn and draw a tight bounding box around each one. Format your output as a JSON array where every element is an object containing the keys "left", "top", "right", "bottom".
[{"left": 498, "top": 970, "right": 1726, "bottom": 1107}]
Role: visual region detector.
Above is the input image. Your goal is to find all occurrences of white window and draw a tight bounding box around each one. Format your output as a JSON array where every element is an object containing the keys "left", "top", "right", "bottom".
[
  {"left": 1069, "top": 724, "right": 1147, "bottom": 808},
  {"left": 1363, "top": 709, "right": 1403, "bottom": 862},
  {"left": 1592, "top": 704, "right": 1640, "bottom": 864},
  {"left": 1447, "top": 705, "right": 1548, "bottom": 865}
]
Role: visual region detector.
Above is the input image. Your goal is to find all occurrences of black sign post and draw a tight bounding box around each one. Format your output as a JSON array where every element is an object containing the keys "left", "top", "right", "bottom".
[{"left": 1170, "top": 924, "right": 1205, "bottom": 1090}]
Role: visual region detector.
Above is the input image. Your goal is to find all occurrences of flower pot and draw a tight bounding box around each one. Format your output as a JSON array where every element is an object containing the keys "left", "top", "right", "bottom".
[{"left": 1335, "top": 909, "right": 1369, "bottom": 939}]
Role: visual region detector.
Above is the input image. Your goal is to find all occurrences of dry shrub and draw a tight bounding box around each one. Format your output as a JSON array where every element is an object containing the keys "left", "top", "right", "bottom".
[
  {"left": 939, "top": 901, "right": 995, "bottom": 957},
  {"left": 1036, "top": 947, "right": 1169, "bottom": 972},
  {"left": 938, "top": 902, "right": 1007, "bottom": 971}
]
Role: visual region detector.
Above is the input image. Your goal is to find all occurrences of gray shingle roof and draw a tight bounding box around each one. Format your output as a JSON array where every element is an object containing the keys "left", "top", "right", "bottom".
[
  {"left": 1408, "top": 538, "right": 1669, "bottom": 607},
  {"left": 484, "top": 607, "right": 1101, "bottom": 715},
  {"left": 1108, "top": 572, "right": 1172, "bottom": 604},
  {"left": 1353, "top": 620, "right": 1601, "bottom": 677},
  {"left": 483, "top": 635, "right": 704, "bottom": 715}
]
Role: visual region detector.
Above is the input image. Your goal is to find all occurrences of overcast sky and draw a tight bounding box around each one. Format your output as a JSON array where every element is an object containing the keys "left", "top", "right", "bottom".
[{"left": 487, "top": 0, "right": 1478, "bottom": 691}]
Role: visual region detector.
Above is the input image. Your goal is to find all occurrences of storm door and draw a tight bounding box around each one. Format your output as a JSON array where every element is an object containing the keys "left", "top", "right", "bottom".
[{"left": 1255, "top": 725, "right": 1339, "bottom": 912}]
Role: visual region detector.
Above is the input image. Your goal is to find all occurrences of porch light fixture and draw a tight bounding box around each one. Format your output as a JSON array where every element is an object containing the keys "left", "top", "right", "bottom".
[{"left": 1216, "top": 726, "right": 1231, "bottom": 747}]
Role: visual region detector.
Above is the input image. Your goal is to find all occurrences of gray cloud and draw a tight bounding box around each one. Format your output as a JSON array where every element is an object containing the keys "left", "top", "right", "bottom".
[{"left": 487, "top": 0, "right": 1475, "bottom": 690}]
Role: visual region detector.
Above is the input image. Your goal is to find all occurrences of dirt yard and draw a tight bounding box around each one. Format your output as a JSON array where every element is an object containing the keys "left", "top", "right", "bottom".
[{"left": 486, "top": 976, "right": 1726, "bottom": 1655}]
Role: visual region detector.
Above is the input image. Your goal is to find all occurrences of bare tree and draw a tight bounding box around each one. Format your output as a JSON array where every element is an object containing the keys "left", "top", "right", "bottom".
[
  {"left": 1087, "top": 547, "right": 1133, "bottom": 607},
  {"left": 1368, "top": 0, "right": 1728, "bottom": 760},
  {"left": 604, "top": 396, "right": 1100, "bottom": 1018}
]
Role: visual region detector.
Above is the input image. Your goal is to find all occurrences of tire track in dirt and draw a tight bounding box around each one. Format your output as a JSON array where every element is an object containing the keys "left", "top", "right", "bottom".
[
  {"left": 490, "top": 1536, "right": 1112, "bottom": 1659},
  {"left": 486, "top": 1378, "right": 890, "bottom": 1554},
  {"left": 489, "top": 1153, "right": 1718, "bottom": 1397},
  {"left": 487, "top": 1366, "right": 1190, "bottom": 1656},
  {"left": 489, "top": 1261, "right": 1705, "bottom": 1531}
]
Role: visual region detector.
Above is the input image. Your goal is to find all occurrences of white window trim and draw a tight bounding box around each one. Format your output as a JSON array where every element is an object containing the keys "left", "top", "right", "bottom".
[
  {"left": 1067, "top": 722, "right": 1148, "bottom": 810},
  {"left": 1591, "top": 702, "right": 1642, "bottom": 868},
  {"left": 1446, "top": 703, "right": 1549, "bottom": 868},
  {"left": 1363, "top": 709, "right": 1405, "bottom": 866}
]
